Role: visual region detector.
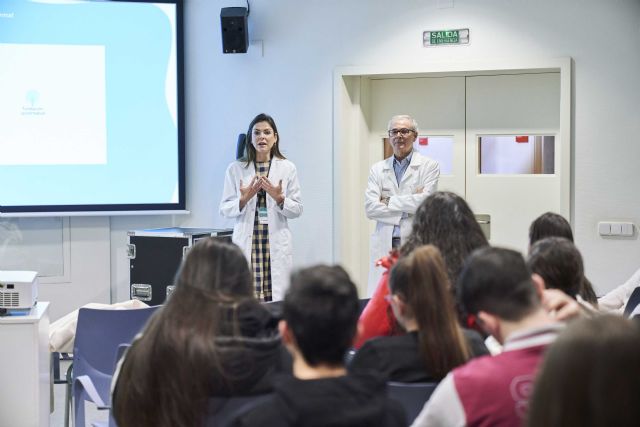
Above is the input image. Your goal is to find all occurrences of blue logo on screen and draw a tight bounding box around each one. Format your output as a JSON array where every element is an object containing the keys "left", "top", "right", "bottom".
[
  {"left": 22, "top": 89, "right": 45, "bottom": 116},
  {"left": 26, "top": 90, "right": 39, "bottom": 107}
]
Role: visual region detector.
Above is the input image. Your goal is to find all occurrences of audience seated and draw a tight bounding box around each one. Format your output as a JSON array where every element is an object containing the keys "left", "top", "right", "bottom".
[
  {"left": 233, "top": 265, "right": 406, "bottom": 427},
  {"left": 411, "top": 247, "right": 563, "bottom": 427},
  {"left": 529, "top": 211, "right": 640, "bottom": 314},
  {"left": 349, "top": 245, "right": 488, "bottom": 382},
  {"left": 527, "top": 315, "right": 640, "bottom": 427},
  {"left": 528, "top": 212, "right": 598, "bottom": 305},
  {"left": 108, "top": 213, "right": 613, "bottom": 427},
  {"left": 356, "top": 191, "right": 489, "bottom": 348},
  {"left": 528, "top": 236, "right": 598, "bottom": 307},
  {"left": 112, "top": 239, "right": 287, "bottom": 427}
]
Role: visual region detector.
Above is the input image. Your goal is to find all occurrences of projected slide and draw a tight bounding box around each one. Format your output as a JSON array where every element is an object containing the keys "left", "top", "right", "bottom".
[
  {"left": 1, "top": 43, "right": 107, "bottom": 165},
  {"left": 0, "top": 0, "right": 184, "bottom": 213}
]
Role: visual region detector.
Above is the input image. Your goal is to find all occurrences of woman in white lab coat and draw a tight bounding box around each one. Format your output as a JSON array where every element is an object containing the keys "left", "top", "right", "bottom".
[{"left": 220, "top": 113, "right": 303, "bottom": 301}]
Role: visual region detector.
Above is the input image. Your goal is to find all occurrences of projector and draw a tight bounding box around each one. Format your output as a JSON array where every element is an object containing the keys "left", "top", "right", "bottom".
[{"left": 0, "top": 271, "right": 38, "bottom": 310}]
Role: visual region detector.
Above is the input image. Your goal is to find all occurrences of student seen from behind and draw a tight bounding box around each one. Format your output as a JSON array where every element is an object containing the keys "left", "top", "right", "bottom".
[
  {"left": 349, "top": 244, "right": 488, "bottom": 382},
  {"left": 234, "top": 265, "right": 406, "bottom": 427},
  {"left": 112, "top": 239, "right": 286, "bottom": 427},
  {"left": 528, "top": 212, "right": 598, "bottom": 306},
  {"left": 528, "top": 236, "right": 598, "bottom": 311},
  {"left": 411, "top": 247, "right": 563, "bottom": 427},
  {"left": 357, "top": 191, "right": 489, "bottom": 348}
]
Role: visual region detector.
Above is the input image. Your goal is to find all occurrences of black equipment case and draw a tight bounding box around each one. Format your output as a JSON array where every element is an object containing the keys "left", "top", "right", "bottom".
[{"left": 127, "top": 227, "right": 233, "bottom": 306}]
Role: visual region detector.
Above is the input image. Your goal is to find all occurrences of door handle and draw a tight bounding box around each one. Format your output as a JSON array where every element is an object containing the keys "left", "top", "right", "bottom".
[{"left": 475, "top": 214, "right": 491, "bottom": 240}]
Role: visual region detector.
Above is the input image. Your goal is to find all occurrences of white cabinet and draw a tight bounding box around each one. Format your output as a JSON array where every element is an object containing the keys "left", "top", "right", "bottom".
[{"left": 0, "top": 302, "right": 50, "bottom": 427}]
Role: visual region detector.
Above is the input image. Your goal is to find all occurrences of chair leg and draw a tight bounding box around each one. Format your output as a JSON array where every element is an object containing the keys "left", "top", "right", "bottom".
[
  {"left": 52, "top": 352, "right": 61, "bottom": 382},
  {"left": 65, "top": 363, "right": 73, "bottom": 427}
]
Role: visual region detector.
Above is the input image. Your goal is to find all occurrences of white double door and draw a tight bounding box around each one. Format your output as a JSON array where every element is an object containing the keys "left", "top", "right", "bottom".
[{"left": 368, "top": 71, "right": 563, "bottom": 255}]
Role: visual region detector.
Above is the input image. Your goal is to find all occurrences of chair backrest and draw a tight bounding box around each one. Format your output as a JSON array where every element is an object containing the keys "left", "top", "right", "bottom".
[
  {"left": 623, "top": 286, "right": 640, "bottom": 317},
  {"left": 262, "top": 300, "right": 284, "bottom": 319},
  {"left": 344, "top": 349, "right": 357, "bottom": 367},
  {"left": 72, "top": 306, "right": 160, "bottom": 401},
  {"left": 358, "top": 298, "right": 371, "bottom": 316},
  {"left": 387, "top": 381, "right": 438, "bottom": 424},
  {"left": 236, "top": 133, "right": 247, "bottom": 159},
  {"left": 114, "top": 343, "right": 131, "bottom": 368}
]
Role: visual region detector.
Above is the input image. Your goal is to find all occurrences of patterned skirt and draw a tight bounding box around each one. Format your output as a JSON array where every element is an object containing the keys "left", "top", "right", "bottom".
[{"left": 251, "top": 162, "right": 272, "bottom": 301}]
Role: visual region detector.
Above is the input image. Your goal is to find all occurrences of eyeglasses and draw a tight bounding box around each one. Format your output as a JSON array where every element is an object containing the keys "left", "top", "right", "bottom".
[{"left": 388, "top": 128, "right": 415, "bottom": 137}]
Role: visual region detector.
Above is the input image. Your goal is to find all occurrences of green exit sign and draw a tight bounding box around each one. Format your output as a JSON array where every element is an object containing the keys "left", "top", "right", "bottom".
[{"left": 423, "top": 29, "right": 470, "bottom": 47}]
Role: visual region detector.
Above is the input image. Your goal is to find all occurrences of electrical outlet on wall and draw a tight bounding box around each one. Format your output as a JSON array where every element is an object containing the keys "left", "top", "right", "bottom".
[{"left": 598, "top": 221, "right": 635, "bottom": 237}]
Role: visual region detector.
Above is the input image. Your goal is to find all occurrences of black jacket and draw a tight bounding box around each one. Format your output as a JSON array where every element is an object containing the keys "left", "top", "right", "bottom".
[
  {"left": 348, "top": 329, "right": 489, "bottom": 383},
  {"left": 232, "top": 372, "right": 406, "bottom": 427},
  {"left": 211, "top": 300, "right": 291, "bottom": 396}
]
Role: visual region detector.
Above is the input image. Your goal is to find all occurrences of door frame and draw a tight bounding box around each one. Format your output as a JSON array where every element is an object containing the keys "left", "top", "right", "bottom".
[{"left": 332, "top": 58, "right": 572, "bottom": 295}]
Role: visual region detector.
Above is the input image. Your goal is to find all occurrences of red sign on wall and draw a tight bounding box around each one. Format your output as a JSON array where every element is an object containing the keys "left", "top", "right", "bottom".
[
  {"left": 419, "top": 137, "right": 429, "bottom": 146},
  {"left": 515, "top": 136, "right": 529, "bottom": 143}
]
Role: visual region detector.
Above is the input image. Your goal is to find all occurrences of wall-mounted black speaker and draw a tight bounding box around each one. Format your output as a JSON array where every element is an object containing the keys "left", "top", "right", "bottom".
[{"left": 220, "top": 7, "right": 248, "bottom": 54}]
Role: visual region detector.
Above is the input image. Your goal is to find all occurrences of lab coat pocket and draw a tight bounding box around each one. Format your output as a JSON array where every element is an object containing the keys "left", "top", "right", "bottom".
[{"left": 275, "top": 228, "right": 292, "bottom": 257}]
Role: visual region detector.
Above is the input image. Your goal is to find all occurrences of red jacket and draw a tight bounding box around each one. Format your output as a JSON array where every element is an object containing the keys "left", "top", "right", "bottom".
[{"left": 354, "top": 253, "right": 400, "bottom": 349}]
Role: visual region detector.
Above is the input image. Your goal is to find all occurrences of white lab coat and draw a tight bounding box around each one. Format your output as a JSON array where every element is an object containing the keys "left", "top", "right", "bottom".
[
  {"left": 598, "top": 266, "right": 640, "bottom": 313},
  {"left": 219, "top": 158, "right": 303, "bottom": 300},
  {"left": 364, "top": 152, "right": 439, "bottom": 295}
]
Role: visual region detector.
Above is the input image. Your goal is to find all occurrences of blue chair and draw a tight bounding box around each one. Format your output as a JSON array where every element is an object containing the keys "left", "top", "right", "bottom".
[
  {"left": 262, "top": 300, "right": 284, "bottom": 319},
  {"left": 387, "top": 381, "right": 438, "bottom": 425},
  {"left": 71, "top": 306, "right": 160, "bottom": 427},
  {"left": 344, "top": 349, "right": 357, "bottom": 366},
  {"left": 623, "top": 286, "right": 640, "bottom": 318},
  {"left": 87, "top": 343, "right": 131, "bottom": 427},
  {"left": 358, "top": 298, "right": 371, "bottom": 316}
]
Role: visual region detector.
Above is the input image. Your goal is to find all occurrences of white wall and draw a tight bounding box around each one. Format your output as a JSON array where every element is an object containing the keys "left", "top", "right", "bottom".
[
  {"left": 6, "top": 0, "right": 638, "bottom": 319},
  {"left": 181, "top": 0, "right": 639, "bottom": 295}
]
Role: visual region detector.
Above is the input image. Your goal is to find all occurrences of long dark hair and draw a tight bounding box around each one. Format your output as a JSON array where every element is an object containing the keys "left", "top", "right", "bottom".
[
  {"left": 113, "top": 239, "right": 255, "bottom": 427},
  {"left": 401, "top": 191, "right": 489, "bottom": 284},
  {"left": 527, "top": 315, "right": 640, "bottom": 427},
  {"left": 389, "top": 245, "right": 470, "bottom": 380},
  {"left": 242, "top": 113, "right": 286, "bottom": 167}
]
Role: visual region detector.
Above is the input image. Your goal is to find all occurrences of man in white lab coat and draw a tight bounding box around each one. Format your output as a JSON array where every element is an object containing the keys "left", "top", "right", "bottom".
[{"left": 364, "top": 115, "right": 440, "bottom": 295}]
